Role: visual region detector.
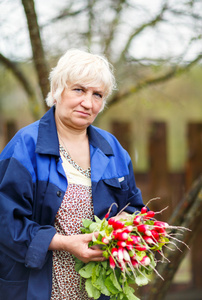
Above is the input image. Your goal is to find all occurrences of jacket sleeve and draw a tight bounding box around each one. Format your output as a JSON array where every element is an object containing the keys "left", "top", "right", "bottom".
[{"left": 0, "top": 147, "right": 56, "bottom": 270}]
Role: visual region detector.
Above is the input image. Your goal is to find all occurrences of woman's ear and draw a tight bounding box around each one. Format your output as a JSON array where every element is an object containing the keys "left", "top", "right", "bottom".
[{"left": 52, "top": 89, "right": 57, "bottom": 104}]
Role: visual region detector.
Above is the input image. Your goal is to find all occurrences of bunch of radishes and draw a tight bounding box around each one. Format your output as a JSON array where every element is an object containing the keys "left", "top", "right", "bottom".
[
  {"left": 89, "top": 204, "right": 188, "bottom": 282},
  {"left": 77, "top": 203, "right": 190, "bottom": 299},
  {"left": 99, "top": 207, "right": 166, "bottom": 278}
]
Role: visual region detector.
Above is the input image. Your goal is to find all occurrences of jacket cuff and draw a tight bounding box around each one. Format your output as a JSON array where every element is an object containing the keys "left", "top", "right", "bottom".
[{"left": 25, "top": 226, "right": 56, "bottom": 269}]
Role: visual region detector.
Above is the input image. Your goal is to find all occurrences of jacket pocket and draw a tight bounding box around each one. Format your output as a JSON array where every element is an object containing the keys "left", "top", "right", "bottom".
[
  {"left": 0, "top": 277, "right": 28, "bottom": 300},
  {"left": 103, "top": 177, "right": 129, "bottom": 190},
  {"left": 103, "top": 177, "right": 129, "bottom": 211}
]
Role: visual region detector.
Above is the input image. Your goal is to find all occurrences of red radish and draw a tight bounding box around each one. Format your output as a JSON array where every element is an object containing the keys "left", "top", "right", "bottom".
[
  {"left": 133, "top": 215, "right": 141, "bottom": 225},
  {"left": 105, "top": 212, "right": 110, "bottom": 219},
  {"left": 123, "top": 225, "right": 133, "bottom": 233},
  {"left": 141, "top": 207, "right": 148, "bottom": 214},
  {"left": 137, "top": 224, "right": 149, "bottom": 233},
  {"left": 151, "top": 230, "right": 159, "bottom": 240},
  {"left": 117, "top": 241, "right": 126, "bottom": 247},
  {"left": 154, "top": 225, "right": 166, "bottom": 235},
  {"left": 108, "top": 218, "right": 115, "bottom": 226},
  {"left": 154, "top": 221, "right": 168, "bottom": 228},
  {"left": 116, "top": 232, "right": 129, "bottom": 241},
  {"left": 141, "top": 256, "right": 151, "bottom": 266},
  {"left": 112, "top": 220, "right": 125, "bottom": 230},
  {"left": 130, "top": 235, "right": 141, "bottom": 244},
  {"left": 111, "top": 248, "right": 118, "bottom": 257},
  {"left": 137, "top": 224, "right": 152, "bottom": 236},
  {"left": 131, "top": 259, "right": 139, "bottom": 268},
  {"left": 143, "top": 236, "right": 155, "bottom": 245},
  {"left": 109, "top": 256, "right": 116, "bottom": 269},
  {"left": 123, "top": 249, "right": 131, "bottom": 262},
  {"left": 126, "top": 241, "right": 134, "bottom": 251},
  {"left": 144, "top": 211, "right": 155, "bottom": 219},
  {"left": 102, "top": 237, "right": 109, "bottom": 244},
  {"left": 112, "top": 230, "right": 122, "bottom": 239},
  {"left": 135, "top": 244, "right": 147, "bottom": 251},
  {"left": 117, "top": 247, "right": 124, "bottom": 261},
  {"left": 145, "top": 229, "right": 152, "bottom": 236}
]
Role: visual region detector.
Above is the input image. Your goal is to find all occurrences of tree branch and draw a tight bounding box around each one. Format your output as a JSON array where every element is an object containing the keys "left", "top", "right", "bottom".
[
  {"left": 86, "top": 0, "right": 96, "bottom": 49},
  {"left": 169, "top": 8, "right": 202, "bottom": 21},
  {"left": 107, "top": 53, "right": 202, "bottom": 109},
  {"left": 103, "top": 0, "right": 126, "bottom": 57},
  {"left": 118, "top": 3, "right": 168, "bottom": 64},
  {"left": 0, "top": 52, "right": 42, "bottom": 120},
  {"left": 42, "top": 5, "right": 88, "bottom": 27}
]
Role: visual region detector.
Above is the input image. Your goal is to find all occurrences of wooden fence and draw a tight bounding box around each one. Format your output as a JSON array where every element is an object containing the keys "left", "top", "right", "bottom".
[{"left": 112, "top": 120, "right": 202, "bottom": 294}]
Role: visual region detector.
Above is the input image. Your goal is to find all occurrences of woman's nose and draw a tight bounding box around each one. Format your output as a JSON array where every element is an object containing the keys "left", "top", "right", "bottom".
[{"left": 81, "top": 93, "right": 93, "bottom": 108}]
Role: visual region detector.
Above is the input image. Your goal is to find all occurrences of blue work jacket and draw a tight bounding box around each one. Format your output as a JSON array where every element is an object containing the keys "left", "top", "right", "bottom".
[{"left": 0, "top": 107, "right": 144, "bottom": 300}]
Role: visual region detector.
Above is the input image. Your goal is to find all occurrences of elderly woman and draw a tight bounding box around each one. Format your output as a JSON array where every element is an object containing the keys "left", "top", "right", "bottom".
[{"left": 0, "top": 49, "right": 144, "bottom": 300}]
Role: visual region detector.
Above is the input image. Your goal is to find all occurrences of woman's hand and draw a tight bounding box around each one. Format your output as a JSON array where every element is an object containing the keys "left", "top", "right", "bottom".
[
  {"left": 49, "top": 232, "right": 105, "bottom": 263},
  {"left": 110, "top": 211, "right": 131, "bottom": 221}
]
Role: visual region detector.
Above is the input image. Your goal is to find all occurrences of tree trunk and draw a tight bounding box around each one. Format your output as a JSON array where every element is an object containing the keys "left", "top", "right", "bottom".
[
  {"left": 21, "top": 0, "right": 50, "bottom": 106},
  {"left": 186, "top": 123, "right": 202, "bottom": 288},
  {"left": 145, "top": 176, "right": 202, "bottom": 300}
]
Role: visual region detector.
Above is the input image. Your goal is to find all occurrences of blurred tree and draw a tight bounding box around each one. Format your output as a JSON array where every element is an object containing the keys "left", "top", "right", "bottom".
[
  {"left": 21, "top": 0, "right": 49, "bottom": 104},
  {"left": 0, "top": 0, "right": 201, "bottom": 119},
  {"left": 0, "top": 52, "right": 41, "bottom": 119},
  {"left": 146, "top": 176, "right": 202, "bottom": 300}
]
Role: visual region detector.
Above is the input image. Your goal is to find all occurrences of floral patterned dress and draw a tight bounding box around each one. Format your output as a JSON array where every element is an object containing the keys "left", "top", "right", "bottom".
[{"left": 51, "top": 145, "right": 94, "bottom": 300}]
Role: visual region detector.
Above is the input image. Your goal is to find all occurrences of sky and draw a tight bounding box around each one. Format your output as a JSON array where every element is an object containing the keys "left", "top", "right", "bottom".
[{"left": 0, "top": 0, "right": 201, "bottom": 62}]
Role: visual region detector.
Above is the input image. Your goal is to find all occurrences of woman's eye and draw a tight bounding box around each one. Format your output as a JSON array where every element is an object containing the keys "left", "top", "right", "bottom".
[
  {"left": 94, "top": 93, "right": 103, "bottom": 99},
  {"left": 74, "top": 88, "right": 83, "bottom": 92}
]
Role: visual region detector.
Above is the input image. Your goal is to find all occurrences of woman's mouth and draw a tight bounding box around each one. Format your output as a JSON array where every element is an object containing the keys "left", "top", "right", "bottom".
[{"left": 75, "top": 110, "right": 90, "bottom": 117}]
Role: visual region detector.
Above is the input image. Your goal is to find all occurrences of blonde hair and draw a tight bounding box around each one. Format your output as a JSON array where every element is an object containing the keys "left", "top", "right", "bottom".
[{"left": 45, "top": 49, "right": 116, "bottom": 110}]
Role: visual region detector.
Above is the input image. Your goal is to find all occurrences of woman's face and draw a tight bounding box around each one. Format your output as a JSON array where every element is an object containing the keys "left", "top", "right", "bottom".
[{"left": 55, "top": 83, "right": 105, "bottom": 131}]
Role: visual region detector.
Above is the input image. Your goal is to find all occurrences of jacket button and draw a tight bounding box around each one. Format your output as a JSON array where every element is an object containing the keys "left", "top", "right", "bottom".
[{"left": 57, "top": 191, "right": 62, "bottom": 197}]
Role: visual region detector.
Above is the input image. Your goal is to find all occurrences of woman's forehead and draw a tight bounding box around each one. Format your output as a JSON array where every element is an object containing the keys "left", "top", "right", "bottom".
[{"left": 69, "top": 82, "right": 106, "bottom": 92}]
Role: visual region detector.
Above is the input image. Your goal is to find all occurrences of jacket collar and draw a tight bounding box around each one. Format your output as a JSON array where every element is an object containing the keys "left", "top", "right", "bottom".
[
  {"left": 36, "top": 106, "right": 114, "bottom": 156},
  {"left": 87, "top": 126, "right": 114, "bottom": 156},
  {"left": 36, "top": 106, "right": 60, "bottom": 156}
]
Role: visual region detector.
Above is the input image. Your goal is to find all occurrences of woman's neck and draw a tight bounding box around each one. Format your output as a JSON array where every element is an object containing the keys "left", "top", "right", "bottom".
[
  {"left": 56, "top": 121, "right": 90, "bottom": 170},
  {"left": 55, "top": 112, "right": 88, "bottom": 144},
  {"left": 58, "top": 125, "right": 87, "bottom": 144}
]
